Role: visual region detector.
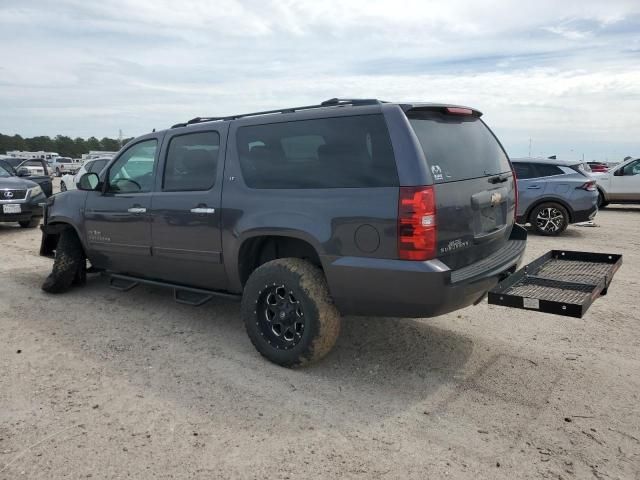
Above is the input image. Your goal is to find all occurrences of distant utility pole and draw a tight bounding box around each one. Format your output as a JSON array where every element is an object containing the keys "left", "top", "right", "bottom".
[
  {"left": 118, "top": 129, "right": 123, "bottom": 147},
  {"left": 528, "top": 138, "right": 532, "bottom": 157}
]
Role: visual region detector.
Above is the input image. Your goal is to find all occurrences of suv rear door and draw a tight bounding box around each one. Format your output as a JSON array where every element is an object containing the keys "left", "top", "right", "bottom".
[
  {"left": 148, "top": 127, "right": 227, "bottom": 290},
  {"left": 406, "top": 108, "right": 516, "bottom": 270}
]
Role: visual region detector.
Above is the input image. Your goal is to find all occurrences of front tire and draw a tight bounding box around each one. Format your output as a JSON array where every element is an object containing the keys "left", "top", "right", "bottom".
[
  {"left": 241, "top": 258, "right": 341, "bottom": 367},
  {"left": 530, "top": 202, "right": 569, "bottom": 236},
  {"left": 41, "top": 229, "right": 86, "bottom": 293},
  {"left": 19, "top": 218, "right": 40, "bottom": 228},
  {"left": 60, "top": 181, "right": 67, "bottom": 192}
]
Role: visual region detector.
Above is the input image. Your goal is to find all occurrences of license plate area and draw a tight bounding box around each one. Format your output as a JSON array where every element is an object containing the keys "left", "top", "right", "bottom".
[
  {"left": 2, "top": 204, "right": 21, "bottom": 214},
  {"left": 488, "top": 250, "right": 622, "bottom": 318}
]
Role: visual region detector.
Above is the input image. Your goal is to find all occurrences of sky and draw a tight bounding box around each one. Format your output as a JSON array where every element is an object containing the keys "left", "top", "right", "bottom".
[{"left": 0, "top": 0, "right": 639, "bottom": 161}]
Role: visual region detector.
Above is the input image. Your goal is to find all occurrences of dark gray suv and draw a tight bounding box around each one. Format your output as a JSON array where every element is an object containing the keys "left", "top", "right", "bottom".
[{"left": 40, "top": 99, "right": 526, "bottom": 366}]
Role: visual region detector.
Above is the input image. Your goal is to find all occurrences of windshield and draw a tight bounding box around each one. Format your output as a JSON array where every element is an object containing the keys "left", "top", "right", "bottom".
[
  {"left": 408, "top": 111, "right": 511, "bottom": 183},
  {"left": 0, "top": 165, "right": 11, "bottom": 177}
]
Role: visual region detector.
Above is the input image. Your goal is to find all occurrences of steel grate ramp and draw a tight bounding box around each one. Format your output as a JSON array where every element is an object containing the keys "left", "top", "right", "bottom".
[{"left": 488, "top": 250, "right": 622, "bottom": 318}]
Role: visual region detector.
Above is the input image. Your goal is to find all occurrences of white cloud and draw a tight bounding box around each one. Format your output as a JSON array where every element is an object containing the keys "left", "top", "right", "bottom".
[{"left": 0, "top": 0, "right": 639, "bottom": 160}]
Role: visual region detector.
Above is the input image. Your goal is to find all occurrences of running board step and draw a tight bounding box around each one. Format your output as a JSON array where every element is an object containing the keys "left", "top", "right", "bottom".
[
  {"left": 488, "top": 250, "right": 622, "bottom": 318},
  {"left": 106, "top": 273, "right": 241, "bottom": 305}
]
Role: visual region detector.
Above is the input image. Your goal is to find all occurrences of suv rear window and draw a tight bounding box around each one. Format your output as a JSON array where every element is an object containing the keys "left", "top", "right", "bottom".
[
  {"left": 237, "top": 114, "right": 398, "bottom": 189},
  {"left": 408, "top": 111, "right": 511, "bottom": 183}
]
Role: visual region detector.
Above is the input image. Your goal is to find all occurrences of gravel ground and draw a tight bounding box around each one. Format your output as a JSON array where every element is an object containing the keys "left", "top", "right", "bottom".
[{"left": 1, "top": 182, "right": 639, "bottom": 479}]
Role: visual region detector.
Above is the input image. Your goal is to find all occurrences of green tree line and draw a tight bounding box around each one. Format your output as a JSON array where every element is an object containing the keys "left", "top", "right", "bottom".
[{"left": 0, "top": 133, "right": 134, "bottom": 158}]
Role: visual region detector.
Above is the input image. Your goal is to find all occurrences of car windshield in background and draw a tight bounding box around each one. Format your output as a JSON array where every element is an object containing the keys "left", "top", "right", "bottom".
[
  {"left": 0, "top": 165, "right": 11, "bottom": 177},
  {"left": 58, "top": 158, "right": 74, "bottom": 163},
  {"left": 408, "top": 111, "right": 511, "bottom": 183}
]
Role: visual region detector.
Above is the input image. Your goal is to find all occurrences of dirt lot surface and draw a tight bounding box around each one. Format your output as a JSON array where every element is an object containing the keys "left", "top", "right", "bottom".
[{"left": 1, "top": 184, "right": 639, "bottom": 479}]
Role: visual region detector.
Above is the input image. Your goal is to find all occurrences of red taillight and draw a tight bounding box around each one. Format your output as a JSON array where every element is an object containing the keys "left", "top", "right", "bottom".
[
  {"left": 398, "top": 186, "right": 437, "bottom": 260},
  {"left": 445, "top": 107, "right": 474, "bottom": 115},
  {"left": 578, "top": 180, "right": 597, "bottom": 192}
]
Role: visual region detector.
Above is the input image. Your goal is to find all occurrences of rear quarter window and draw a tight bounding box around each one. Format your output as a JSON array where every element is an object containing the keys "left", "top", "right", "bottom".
[
  {"left": 408, "top": 111, "right": 511, "bottom": 183},
  {"left": 236, "top": 114, "right": 398, "bottom": 189}
]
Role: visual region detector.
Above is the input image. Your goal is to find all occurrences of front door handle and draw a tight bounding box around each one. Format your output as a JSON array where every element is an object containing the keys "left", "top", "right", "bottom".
[
  {"left": 190, "top": 207, "right": 216, "bottom": 214},
  {"left": 127, "top": 207, "right": 147, "bottom": 214}
]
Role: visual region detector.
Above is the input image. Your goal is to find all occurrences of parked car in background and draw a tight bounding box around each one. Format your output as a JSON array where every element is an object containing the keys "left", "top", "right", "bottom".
[
  {"left": 511, "top": 157, "right": 598, "bottom": 235},
  {"left": 61, "top": 157, "right": 110, "bottom": 192},
  {"left": 593, "top": 157, "right": 640, "bottom": 208},
  {"left": 17, "top": 159, "right": 48, "bottom": 176},
  {"left": 51, "top": 157, "right": 80, "bottom": 177},
  {"left": 588, "top": 162, "right": 608, "bottom": 173},
  {"left": 0, "top": 162, "right": 46, "bottom": 228},
  {"left": 0, "top": 159, "right": 53, "bottom": 197}
]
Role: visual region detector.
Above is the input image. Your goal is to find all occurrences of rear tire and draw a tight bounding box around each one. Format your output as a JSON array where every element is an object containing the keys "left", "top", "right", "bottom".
[
  {"left": 241, "top": 258, "right": 341, "bottom": 367},
  {"left": 60, "top": 181, "right": 67, "bottom": 192},
  {"left": 597, "top": 190, "right": 608, "bottom": 209},
  {"left": 530, "top": 202, "right": 569, "bottom": 236},
  {"left": 41, "top": 229, "right": 86, "bottom": 293},
  {"left": 19, "top": 218, "right": 40, "bottom": 228}
]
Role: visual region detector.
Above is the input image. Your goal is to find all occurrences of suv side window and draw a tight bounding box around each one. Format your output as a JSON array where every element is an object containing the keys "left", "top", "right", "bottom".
[
  {"left": 236, "top": 114, "right": 398, "bottom": 189},
  {"left": 89, "top": 159, "right": 108, "bottom": 173},
  {"left": 163, "top": 131, "right": 220, "bottom": 191},
  {"left": 622, "top": 159, "right": 640, "bottom": 176},
  {"left": 513, "top": 162, "right": 536, "bottom": 179},
  {"left": 534, "top": 164, "right": 564, "bottom": 177},
  {"left": 108, "top": 139, "right": 157, "bottom": 193}
]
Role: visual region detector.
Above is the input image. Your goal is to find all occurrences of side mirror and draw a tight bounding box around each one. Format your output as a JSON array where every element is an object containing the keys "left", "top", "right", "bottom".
[
  {"left": 17, "top": 168, "right": 30, "bottom": 177},
  {"left": 77, "top": 172, "right": 100, "bottom": 191}
]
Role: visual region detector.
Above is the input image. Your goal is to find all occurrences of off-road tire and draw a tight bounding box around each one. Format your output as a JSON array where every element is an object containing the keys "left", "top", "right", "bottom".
[
  {"left": 41, "top": 229, "right": 86, "bottom": 293},
  {"left": 19, "top": 218, "right": 40, "bottom": 228},
  {"left": 529, "top": 202, "right": 569, "bottom": 236},
  {"left": 241, "top": 258, "right": 341, "bottom": 367}
]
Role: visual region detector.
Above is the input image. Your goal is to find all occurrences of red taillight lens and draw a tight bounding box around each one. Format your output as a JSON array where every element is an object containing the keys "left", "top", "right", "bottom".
[
  {"left": 578, "top": 180, "right": 597, "bottom": 192},
  {"left": 398, "top": 186, "right": 437, "bottom": 260}
]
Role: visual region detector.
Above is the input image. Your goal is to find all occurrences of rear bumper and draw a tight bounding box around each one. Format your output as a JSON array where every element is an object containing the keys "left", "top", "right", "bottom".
[
  {"left": 572, "top": 205, "right": 598, "bottom": 223},
  {"left": 325, "top": 225, "right": 527, "bottom": 317}
]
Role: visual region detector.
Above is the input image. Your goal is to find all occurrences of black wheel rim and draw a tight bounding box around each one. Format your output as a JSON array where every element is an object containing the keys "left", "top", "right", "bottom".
[
  {"left": 536, "top": 207, "right": 564, "bottom": 233},
  {"left": 256, "top": 284, "right": 305, "bottom": 350}
]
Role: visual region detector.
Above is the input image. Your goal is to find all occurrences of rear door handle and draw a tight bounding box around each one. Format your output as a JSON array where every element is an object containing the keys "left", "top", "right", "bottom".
[
  {"left": 527, "top": 185, "right": 541, "bottom": 189},
  {"left": 127, "top": 207, "right": 146, "bottom": 213},
  {"left": 190, "top": 207, "right": 216, "bottom": 214}
]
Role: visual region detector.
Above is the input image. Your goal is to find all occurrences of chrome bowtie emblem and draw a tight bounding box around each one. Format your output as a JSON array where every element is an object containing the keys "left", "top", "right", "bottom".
[
  {"left": 3, "top": 191, "right": 14, "bottom": 199},
  {"left": 490, "top": 191, "right": 502, "bottom": 206}
]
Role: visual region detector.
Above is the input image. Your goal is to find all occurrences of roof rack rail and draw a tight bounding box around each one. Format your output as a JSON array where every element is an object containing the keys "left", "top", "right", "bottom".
[{"left": 171, "top": 98, "right": 382, "bottom": 128}]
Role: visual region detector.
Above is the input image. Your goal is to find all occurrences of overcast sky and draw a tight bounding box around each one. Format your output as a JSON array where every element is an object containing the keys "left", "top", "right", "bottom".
[{"left": 1, "top": 0, "right": 639, "bottom": 161}]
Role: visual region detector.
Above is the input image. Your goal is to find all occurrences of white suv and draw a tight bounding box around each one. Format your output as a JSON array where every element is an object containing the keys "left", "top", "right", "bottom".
[
  {"left": 60, "top": 158, "right": 110, "bottom": 192},
  {"left": 593, "top": 157, "right": 640, "bottom": 207}
]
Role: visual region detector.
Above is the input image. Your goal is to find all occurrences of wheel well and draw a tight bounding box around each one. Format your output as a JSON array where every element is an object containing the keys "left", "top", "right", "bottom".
[
  {"left": 238, "top": 236, "right": 322, "bottom": 286},
  {"left": 40, "top": 222, "right": 82, "bottom": 256},
  {"left": 526, "top": 198, "right": 574, "bottom": 223},
  {"left": 596, "top": 186, "right": 607, "bottom": 201}
]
